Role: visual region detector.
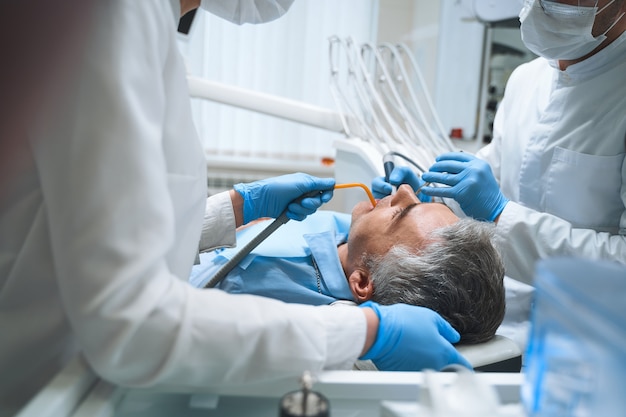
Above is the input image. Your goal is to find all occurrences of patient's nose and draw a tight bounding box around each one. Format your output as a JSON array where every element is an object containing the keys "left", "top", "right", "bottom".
[{"left": 391, "top": 184, "right": 420, "bottom": 205}]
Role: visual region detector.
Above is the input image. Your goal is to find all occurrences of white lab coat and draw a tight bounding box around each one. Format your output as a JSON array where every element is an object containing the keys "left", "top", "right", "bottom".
[
  {"left": 478, "top": 32, "right": 626, "bottom": 284},
  {"left": 0, "top": 1, "right": 364, "bottom": 414}
]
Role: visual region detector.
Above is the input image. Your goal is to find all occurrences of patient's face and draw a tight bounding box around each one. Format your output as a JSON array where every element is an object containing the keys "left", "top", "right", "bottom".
[{"left": 348, "top": 184, "right": 459, "bottom": 258}]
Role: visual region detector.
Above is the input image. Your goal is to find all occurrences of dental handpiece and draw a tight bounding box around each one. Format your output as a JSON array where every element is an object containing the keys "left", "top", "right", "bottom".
[{"left": 382, "top": 153, "right": 397, "bottom": 195}]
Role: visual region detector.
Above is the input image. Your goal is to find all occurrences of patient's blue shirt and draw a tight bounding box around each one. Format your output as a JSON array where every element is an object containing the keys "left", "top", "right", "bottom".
[{"left": 189, "top": 211, "right": 355, "bottom": 305}]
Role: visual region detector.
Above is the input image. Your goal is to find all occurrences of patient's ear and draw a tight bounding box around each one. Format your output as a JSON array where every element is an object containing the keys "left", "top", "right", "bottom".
[{"left": 348, "top": 269, "right": 374, "bottom": 302}]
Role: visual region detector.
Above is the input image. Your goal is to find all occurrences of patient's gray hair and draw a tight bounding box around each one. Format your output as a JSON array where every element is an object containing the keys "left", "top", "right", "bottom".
[{"left": 366, "top": 218, "right": 505, "bottom": 344}]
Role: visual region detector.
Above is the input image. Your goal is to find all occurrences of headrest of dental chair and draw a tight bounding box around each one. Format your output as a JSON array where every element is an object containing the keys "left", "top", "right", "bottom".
[
  {"left": 457, "top": 334, "right": 522, "bottom": 372},
  {"left": 353, "top": 335, "right": 522, "bottom": 372}
]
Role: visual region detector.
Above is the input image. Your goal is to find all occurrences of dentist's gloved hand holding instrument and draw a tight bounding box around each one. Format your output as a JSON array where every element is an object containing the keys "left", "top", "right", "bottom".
[
  {"left": 372, "top": 165, "right": 431, "bottom": 202},
  {"left": 233, "top": 173, "right": 335, "bottom": 223},
  {"left": 359, "top": 301, "right": 472, "bottom": 371},
  {"left": 421, "top": 152, "right": 508, "bottom": 222},
  {"left": 205, "top": 177, "right": 375, "bottom": 289}
]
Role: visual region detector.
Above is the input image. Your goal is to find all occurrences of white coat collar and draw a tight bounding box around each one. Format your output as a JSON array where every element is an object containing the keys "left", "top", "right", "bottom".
[
  {"left": 549, "top": 30, "right": 626, "bottom": 84},
  {"left": 169, "top": 0, "right": 182, "bottom": 23}
]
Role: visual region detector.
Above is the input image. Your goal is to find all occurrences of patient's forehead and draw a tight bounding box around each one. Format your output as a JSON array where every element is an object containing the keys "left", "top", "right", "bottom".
[
  {"left": 416, "top": 201, "right": 456, "bottom": 216},
  {"left": 405, "top": 202, "right": 458, "bottom": 234}
]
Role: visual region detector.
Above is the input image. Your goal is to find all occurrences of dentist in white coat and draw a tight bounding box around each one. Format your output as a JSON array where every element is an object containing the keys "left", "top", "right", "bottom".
[
  {"left": 0, "top": 1, "right": 470, "bottom": 415},
  {"left": 378, "top": 0, "right": 626, "bottom": 284},
  {"left": 374, "top": 0, "right": 626, "bottom": 349},
  {"left": 425, "top": 0, "right": 626, "bottom": 280}
]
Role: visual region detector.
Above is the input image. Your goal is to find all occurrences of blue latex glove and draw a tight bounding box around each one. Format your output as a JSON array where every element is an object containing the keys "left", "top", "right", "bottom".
[
  {"left": 371, "top": 166, "right": 431, "bottom": 202},
  {"left": 233, "top": 173, "right": 335, "bottom": 224},
  {"left": 421, "top": 152, "right": 508, "bottom": 222},
  {"left": 360, "top": 301, "right": 472, "bottom": 372}
]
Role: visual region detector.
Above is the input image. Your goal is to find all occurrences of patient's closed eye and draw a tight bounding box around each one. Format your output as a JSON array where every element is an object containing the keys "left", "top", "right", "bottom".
[{"left": 392, "top": 203, "right": 418, "bottom": 223}]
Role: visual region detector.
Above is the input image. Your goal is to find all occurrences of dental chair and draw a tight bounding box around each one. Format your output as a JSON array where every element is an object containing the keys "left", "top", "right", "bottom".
[
  {"left": 352, "top": 335, "right": 521, "bottom": 373},
  {"left": 459, "top": 336, "right": 521, "bottom": 372}
]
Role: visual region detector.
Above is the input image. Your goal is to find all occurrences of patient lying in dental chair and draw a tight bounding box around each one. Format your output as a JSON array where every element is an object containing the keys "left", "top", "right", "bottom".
[{"left": 191, "top": 184, "right": 505, "bottom": 345}]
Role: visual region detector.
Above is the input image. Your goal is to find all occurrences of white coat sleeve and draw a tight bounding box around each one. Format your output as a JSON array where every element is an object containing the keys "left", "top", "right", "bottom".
[
  {"left": 495, "top": 202, "right": 626, "bottom": 284},
  {"left": 32, "top": 0, "right": 365, "bottom": 389},
  {"left": 199, "top": 191, "right": 237, "bottom": 252}
]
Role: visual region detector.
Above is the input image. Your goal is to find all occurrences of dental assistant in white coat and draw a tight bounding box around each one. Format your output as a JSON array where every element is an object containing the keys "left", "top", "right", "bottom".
[{"left": 0, "top": 1, "right": 471, "bottom": 414}]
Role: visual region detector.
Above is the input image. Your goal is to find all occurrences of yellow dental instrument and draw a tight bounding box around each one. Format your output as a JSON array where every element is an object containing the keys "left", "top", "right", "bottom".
[{"left": 335, "top": 183, "right": 377, "bottom": 207}]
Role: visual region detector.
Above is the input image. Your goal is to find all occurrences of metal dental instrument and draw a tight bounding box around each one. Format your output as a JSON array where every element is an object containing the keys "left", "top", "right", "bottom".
[
  {"left": 414, "top": 181, "right": 430, "bottom": 198},
  {"left": 203, "top": 183, "right": 376, "bottom": 289}
]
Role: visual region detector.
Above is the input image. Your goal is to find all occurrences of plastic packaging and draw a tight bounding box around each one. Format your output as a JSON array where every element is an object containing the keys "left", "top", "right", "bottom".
[{"left": 522, "top": 257, "right": 626, "bottom": 416}]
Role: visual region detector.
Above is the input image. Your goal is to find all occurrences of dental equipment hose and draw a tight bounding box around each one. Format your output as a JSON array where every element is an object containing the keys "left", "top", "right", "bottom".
[
  {"left": 203, "top": 184, "right": 376, "bottom": 289},
  {"left": 383, "top": 150, "right": 427, "bottom": 176}
]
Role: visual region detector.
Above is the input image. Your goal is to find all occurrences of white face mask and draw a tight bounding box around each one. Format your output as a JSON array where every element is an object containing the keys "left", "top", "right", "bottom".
[
  {"left": 200, "top": 0, "right": 294, "bottom": 25},
  {"left": 519, "top": 0, "right": 623, "bottom": 60}
]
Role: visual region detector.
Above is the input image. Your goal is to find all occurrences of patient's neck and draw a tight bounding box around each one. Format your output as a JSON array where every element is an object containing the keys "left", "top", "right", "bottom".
[{"left": 336, "top": 243, "right": 349, "bottom": 278}]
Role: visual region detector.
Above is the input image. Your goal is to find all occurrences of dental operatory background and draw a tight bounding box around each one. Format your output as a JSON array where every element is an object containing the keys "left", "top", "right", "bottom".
[
  {"left": 177, "top": 0, "right": 535, "bottom": 208},
  {"left": 6, "top": 0, "right": 626, "bottom": 415}
]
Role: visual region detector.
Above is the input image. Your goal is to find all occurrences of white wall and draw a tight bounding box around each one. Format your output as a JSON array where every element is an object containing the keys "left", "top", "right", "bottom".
[
  {"left": 434, "top": 0, "right": 485, "bottom": 141},
  {"left": 378, "top": 0, "right": 442, "bottom": 112}
]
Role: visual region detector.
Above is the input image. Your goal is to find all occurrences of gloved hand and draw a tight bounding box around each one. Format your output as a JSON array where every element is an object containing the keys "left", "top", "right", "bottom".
[
  {"left": 360, "top": 301, "right": 472, "bottom": 372},
  {"left": 371, "top": 166, "right": 431, "bottom": 202},
  {"left": 420, "top": 152, "right": 508, "bottom": 222},
  {"left": 233, "top": 173, "right": 335, "bottom": 224}
]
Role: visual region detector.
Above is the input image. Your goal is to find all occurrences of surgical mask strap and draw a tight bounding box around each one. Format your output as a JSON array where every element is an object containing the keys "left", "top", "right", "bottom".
[
  {"left": 596, "top": 0, "right": 615, "bottom": 15},
  {"left": 596, "top": 0, "right": 626, "bottom": 40},
  {"left": 538, "top": 0, "right": 614, "bottom": 16},
  {"left": 598, "top": 8, "right": 626, "bottom": 37}
]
